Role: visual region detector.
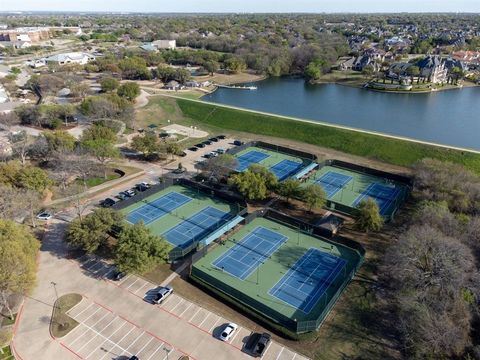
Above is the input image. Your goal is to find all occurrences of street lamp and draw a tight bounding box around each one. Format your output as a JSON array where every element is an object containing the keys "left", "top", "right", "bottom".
[{"left": 51, "top": 281, "right": 58, "bottom": 308}]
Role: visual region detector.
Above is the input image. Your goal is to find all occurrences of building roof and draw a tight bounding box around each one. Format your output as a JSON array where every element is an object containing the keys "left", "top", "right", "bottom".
[
  {"left": 45, "top": 52, "right": 93, "bottom": 63},
  {"left": 416, "top": 55, "right": 443, "bottom": 70}
]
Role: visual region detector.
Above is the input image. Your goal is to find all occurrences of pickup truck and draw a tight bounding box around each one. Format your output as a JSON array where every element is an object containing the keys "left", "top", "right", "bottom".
[{"left": 245, "top": 332, "right": 271, "bottom": 357}]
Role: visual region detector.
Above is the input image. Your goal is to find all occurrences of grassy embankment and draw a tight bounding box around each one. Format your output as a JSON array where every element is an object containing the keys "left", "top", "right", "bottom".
[{"left": 176, "top": 98, "right": 480, "bottom": 174}]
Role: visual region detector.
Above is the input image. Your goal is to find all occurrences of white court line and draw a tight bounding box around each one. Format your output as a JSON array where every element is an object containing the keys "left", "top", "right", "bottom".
[
  {"left": 275, "top": 347, "right": 285, "bottom": 360},
  {"left": 170, "top": 298, "right": 184, "bottom": 312},
  {"left": 98, "top": 325, "right": 134, "bottom": 360},
  {"left": 188, "top": 307, "right": 202, "bottom": 322},
  {"left": 198, "top": 313, "right": 210, "bottom": 327},
  {"left": 76, "top": 315, "right": 116, "bottom": 352},
  {"left": 229, "top": 326, "right": 241, "bottom": 343},
  {"left": 134, "top": 281, "right": 151, "bottom": 295},
  {"left": 124, "top": 331, "right": 145, "bottom": 353},
  {"left": 135, "top": 337, "right": 154, "bottom": 356},
  {"left": 178, "top": 303, "right": 193, "bottom": 317},
  {"left": 146, "top": 343, "right": 164, "bottom": 360},
  {"left": 209, "top": 316, "right": 221, "bottom": 333},
  {"left": 125, "top": 278, "right": 140, "bottom": 290}
]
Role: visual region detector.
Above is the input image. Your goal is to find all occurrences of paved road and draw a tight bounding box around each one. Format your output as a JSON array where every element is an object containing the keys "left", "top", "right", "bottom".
[{"left": 12, "top": 221, "right": 309, "bottom": 360}]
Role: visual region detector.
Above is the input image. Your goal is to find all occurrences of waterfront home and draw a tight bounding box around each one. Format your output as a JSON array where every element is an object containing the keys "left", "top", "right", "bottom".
[
  {"left": 338, "top": 57, "right": 355, "bottom": 71},
  {"left": 45, "top": 52, "right": 95, "bottom": 66},
  {"left": 353, "top": 55, "right": 381, "bottom": 72},
  {"left": 417, "top": 56, "right": 448, "bottom": 84}
]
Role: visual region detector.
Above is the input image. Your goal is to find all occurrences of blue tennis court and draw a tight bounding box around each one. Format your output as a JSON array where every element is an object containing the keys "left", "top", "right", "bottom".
[
  {"left": 212, "top": 227, "right": 288, "bottom": 280},
  {"left": 270, "top": 159, "right": 304, "bottom": 181},
  {"left": 236, "top": 150, "right": 270, "bottom": 171},
  {"left": 314, "top": 171, "right": 353, "bottom": 198},
  {"left": 269, "top": 248, "right": 346, "bottom": 314},
  {"left": 163, "top": 206, "right": 231, "bottom": 248},
  {"left": 352, "top": 183, "right": 401, "bottom": 215},
  {"left": 127, "top": 192, "right": 191, "bottom": 225}
]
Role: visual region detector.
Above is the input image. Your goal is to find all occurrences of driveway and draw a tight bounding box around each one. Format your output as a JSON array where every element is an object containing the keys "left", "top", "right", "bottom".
[{"left": 12, "top": 220, "right": 310, "bottom": 360}]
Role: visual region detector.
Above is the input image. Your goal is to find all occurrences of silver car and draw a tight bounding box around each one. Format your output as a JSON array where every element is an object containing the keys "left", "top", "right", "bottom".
[{"left": 152, "top": 286, "right": 173, "bottom": 304}]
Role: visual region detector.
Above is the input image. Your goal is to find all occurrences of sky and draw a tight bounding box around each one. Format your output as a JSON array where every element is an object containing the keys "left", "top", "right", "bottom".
[{"left": 2, "top": 0, "right": 480, "bottom": 13}]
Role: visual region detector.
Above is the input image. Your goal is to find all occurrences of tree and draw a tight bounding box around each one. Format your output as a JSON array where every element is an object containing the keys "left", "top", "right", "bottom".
[
  {"left": 174, "top": 68, "right": 191, "bottom": 84},
  {"left": 165, "top": 141, "right": 181, "bottom": 160},
  {"left": 204, "top": 61, "right": 219, "bottom": 76},
  {"left": 302, "top": 184, "right": 326, "bottom": 212},
  {"left": 406, "top": 65, "right": 420, "bottom": 84},
  {"left": 70, "top": 82, "right": 90, "bottom": 99},
  {"left": 224, "top": 57, "right": 247, "bottom": 73},
  {"left": 16, "top": 166, "right": 52, "bottom": 193},
  {"left": 100, "top": 77, "right": 120, "bottom": 92},
  {"left": 131, "top": 132, "right": 162, "bottom": 158},
  {"left": 0, "top": 220, "right": 40, "bottom": 320},
  {"left": 204, "top": 154, "right": 237, "bottom": 181},
  {"left": 67, "top": 208, "right": 124, "bottom": 253},
  {"left": 43, "top": 131, "right": 77, "bottom": 153},
  {"left": 81, "top": 125, "right": 120, "bottom": 178},
  {"left": 0, "top": 185, "right": 40, "bottom": 225},
  {"left": 355, "top": 198, "right": 383, "bottom": 232},
  {"left": 276, "top": 179, "right": 303, "bottom": 203},
  {"left": 118, "top": 56, "right": 151, "bottom": 80},
  {"left": 229, "top": 170, "right": 268, "bottom": 200},
  {"left": 115, "top": 222, "right": 170, "bottom": 274},
  {"left": 248, "top": 164, "right": 277, "bottom": 191},
  {"left": 117, "top": 82, "right": 140, "bottom": 101},
  {"left": 304, "top": 62, "right": 321, "bottom": 81}
]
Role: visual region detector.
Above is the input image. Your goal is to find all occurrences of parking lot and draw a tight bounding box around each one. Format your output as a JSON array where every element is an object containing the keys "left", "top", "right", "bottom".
[
  {"left": 76, "top": 255, "right": 310, "bottom": 360},
  {"left": 62, "top": 298, "right": 189, "bottom": 360}
]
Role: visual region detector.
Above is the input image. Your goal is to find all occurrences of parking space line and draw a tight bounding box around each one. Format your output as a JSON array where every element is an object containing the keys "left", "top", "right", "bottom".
[
  {"left": 136, "top": 337, "right": 154, "bottom": 356},
  {"left": 103, "top": 267, "right": 116, "bottom": 279},
  {"left": 96, "top": 325, "right": 134, "bottom": 360},
  {"left": 146, "top": 344, "right": 164, "bottom": 360},
  {"left": 125, "top": 278, "right": 139, "bottom": 290},
  {"left": 134, "top": 281, "right": 150, "bottom": 295},
  {"left": 83, "top": 323, "right": 132, "bottom": 359},
  {"left": 79, "top": 307, "right": 101, "bottom": 323},
  {"left": 117, "top": 274, "right": 130, "bottom": 285},
  {"left": 66, "top": 298, "right": 86, "bottom": 316},
  {"left": 198, "top": 313, "right": 210, "bottom": 327},
  {"left": 178, "top": 303, "right": 193, "bottom": 317},
  {"left": 292, "top": 354, "right": 297, "bottom": 360},
  {"left": 71, "top": 302, "right": 93, "bottom": 319},
  {"left": 77, "top": 315, "right": 118, "bottom": 352},
  {"left": 170, "top": 298, "right": 183, "bottom": 312},
  {"left": 261, "top": 341, "right": 273, "bottom": 359},
  {"left": 209, "top": 317, "right": 221, "bottom": 333},
  {"left": 275, "top": 347, "right": 285, "bottom": 360},
  {"left": 68, "top": 324, "right": 89, "bottom": 347},
  {"left": 124, "top": 331, "right": 145, "bottom": 352},
  {"left": 188, "top": 307, "right": 202, "bottom": 322}
]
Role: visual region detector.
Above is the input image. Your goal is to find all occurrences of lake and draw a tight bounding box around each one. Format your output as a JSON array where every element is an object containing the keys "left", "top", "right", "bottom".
[{"left": 202, "top": 77, "right": 480, "bottom": 150}]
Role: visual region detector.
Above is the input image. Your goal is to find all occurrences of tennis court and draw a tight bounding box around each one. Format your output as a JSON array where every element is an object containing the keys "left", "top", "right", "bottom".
[
  {"left": 352, "top": 183, "right": 401, "bottom": 215},
  {"left": 270, "top": 159, "right": 304, "bottom": 181},
  {"left": 306, "top": 165, "right": 409, "bottom": 219},
  {"left": 163, "top": 206, "right": 231, "bottom": 248},
  {"left": 314, "top": 171, "right": 353, "bottom": 199},
  {"left": 269, "top": 248, "right": 346, "bottom": 314},
  {"left": 191, "top": 216, "right": 363, "bottom": 332},
  {"left": 233, "top": 146, "right": 308, "bottom": 181},
  {"left": 126, "top": 191, "right": 191, "bottom": 225},
  {"left": 212, "top": 226, "right": 288, "bottom": 280},
  {"left": 236, "top": 150, "right": 270, "bottom": 171}
]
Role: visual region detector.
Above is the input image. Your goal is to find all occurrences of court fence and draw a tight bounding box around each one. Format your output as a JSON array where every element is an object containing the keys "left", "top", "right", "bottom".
[
  {"left": 226, "top": 140, "right": 318, "bottom": 163},
  {"left": 113, "top": 178, "right": 248, "bottom": 261},
  {"left": 190, "top": 208, "right": 365, "bottom": 333},
  {"left": 308, "top": 159, "right": 412, "bottom": 222}
]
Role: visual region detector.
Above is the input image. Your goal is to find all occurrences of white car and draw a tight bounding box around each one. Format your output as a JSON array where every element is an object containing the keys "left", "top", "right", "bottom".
[
  {"left": 219, "top": 323, "right": 238, "bottom": 341},
  {"left": 152, "top": 286, "right": 173, "bottom": 304},
  {"left": 36, "top": 212, "right": 52, "bottom": 221}
]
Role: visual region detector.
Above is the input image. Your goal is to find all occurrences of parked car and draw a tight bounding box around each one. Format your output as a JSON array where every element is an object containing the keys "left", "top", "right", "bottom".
[
  {"left": 204, "top": 151, "right": 217, "bottom": 159},
  {"left": 179, "top": 151, "right": 187, "bottom": 157},
  {"left": 100, "top": 198, "right": 117, "bottom": 207},
  {"left": 233, "top": 140, "right": 244, "bottom": 146},
  {"left": 152, "top": 286, "right": 173, "bottom": 304},
  {"left": 195, "top": 143, "right": 206, "bottom": 148},
  {"left": 188, "top": 146, "right": 198, "bottom": 152},
  {"left": 112, "top": 271, "right": 125, "bottom": 281},
  {"left": 216, "top": 148, "right": 226, "bottom": 154},
  {"left": 124, "top": 189, "right": 136, "bottom": 197},
  {"left": 136, "top": 184, "right": 148, "bottom": 192},
  {"left": 209, "top": 137, "right": 219, "bottom": 142},
  {"left": 217, "top": 135, "right": 226, "bottom": 139},
  {"left": 128, "top": 356, "right": 139, "bottom": 360},
  {"left": 36, "top": 212, "right": 53, "bottom": 221},
  {"left": 219, "top": 323, "right": 238, "bottom": 341},
  {"left": 116, "top": 192, "right": 128, "bottom": 201},
  {"left": 245, "top": 332, "right": 271, "bottom": 357},
  {"left": 139, "top": 181, "right": 151, "bottom": 188},
  {"left": 202, "top": 140, "right": 212, "bottom": 146}
]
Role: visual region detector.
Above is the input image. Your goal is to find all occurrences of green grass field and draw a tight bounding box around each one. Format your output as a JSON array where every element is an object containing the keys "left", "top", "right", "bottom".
[
  {"left": 306, "top": 165, "right": 409, "bottom": 218},
  {"left": 120, "top": 185, "right": 239, "bottom": 248},
  {"left": 192, "top": 217, "right": 362, "bottom": 331},
  {"left": 176, "top": 98, "right": 480, "bottom": 174}
]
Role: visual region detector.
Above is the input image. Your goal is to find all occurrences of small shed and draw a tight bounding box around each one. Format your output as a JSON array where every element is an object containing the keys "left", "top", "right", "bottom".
[
  {"left": 314, "top": 214, "right": 344, "bottom": 238},
  {"left": 164, "top": 80, "right": 180, "bottom": 90}
]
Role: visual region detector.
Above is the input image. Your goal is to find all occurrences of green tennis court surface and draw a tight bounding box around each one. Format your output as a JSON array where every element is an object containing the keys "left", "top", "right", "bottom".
[
  {"left": 120, "top": 185, "right": 239, "bottom": 251},
  {"left": 233, "top": 146, "right": 307, "bottom": 181},
  {"left": 191, "top": 217, "right": 362, "bottom": 331},
  {"left": 306, "top": 165, "right": 409, "bottom": 218}
]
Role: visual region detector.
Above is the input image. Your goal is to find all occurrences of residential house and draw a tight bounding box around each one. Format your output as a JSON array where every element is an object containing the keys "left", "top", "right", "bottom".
[
  {"left": 151, "top": 40, "right": 176, "bottom": 50},
  {"left": 417, "top": 56, "right": 448, "bottom": 84},
  {"left": 140, "top": 43, "right": 157, "bottom": 52},
  {"left": 164, "top": 80, "right": 181, "bottom": 90},
  {"left": 338, "top": 57, "right": 355, "bottom": 71},
  {"left": 45, "top": 52, "right": 95, "bottom": 66},
  {"left": 353, "top": 55, "right": 381, "bottom": 72}
]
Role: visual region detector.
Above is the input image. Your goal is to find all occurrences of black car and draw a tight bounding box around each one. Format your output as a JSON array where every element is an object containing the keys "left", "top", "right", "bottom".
[
  {"left": 217, "top": 135, "right": 226, "bottom": 140},
  {"left": 195, "top": 143, "right": 206, "bottom": 148},
  {"left": 136, "top": 184, "right": 149, "bottom": 192},
  {"left": 100, "top": 198, "right": 117, "bottom": 207},
  {"left": 179, "top": 151, "right": 187, "bottom": 157},
  {"left": 112, "top": 271, "right": 125, "bottom": 281},
  {"left": 233, "top": 140, "right": 244, "bottom": 146},
  {"left": 209, "top": 137, "right": 219, "bottom": 142},
  {"left": 202, "top": 140, "right": 212, "bottom": 146},
  {"left": 245, "top": 332, "right": 271, "bottom": 357},
  {"left": 128, "top": 356, "right": 139, "bottom": 360},
  {"left": 188, "top": 147, "right": 198, "bottom": 152}
]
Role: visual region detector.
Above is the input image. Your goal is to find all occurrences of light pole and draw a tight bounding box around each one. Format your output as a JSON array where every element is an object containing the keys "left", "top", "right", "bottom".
[{"left": 51, "top": 281, "right": 58, "bottom": 308}]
